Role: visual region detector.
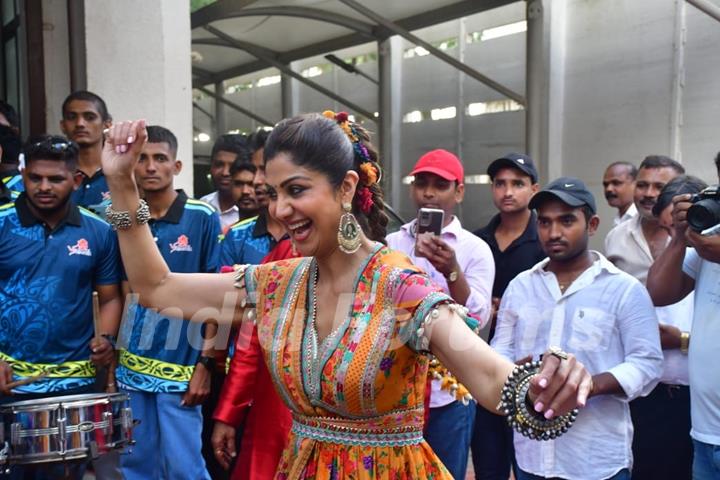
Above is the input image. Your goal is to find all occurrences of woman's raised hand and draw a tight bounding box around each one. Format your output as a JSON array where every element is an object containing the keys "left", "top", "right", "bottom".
[{"left": 101, "top": 119, "right": 148, "bottom": 178}]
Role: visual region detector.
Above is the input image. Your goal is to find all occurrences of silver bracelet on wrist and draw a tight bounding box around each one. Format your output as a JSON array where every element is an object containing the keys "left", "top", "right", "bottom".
[
  {"left": 105, "top": 199, "right": 151, "bottom": 230},
  {"left": 498, "top": 360, "right": 579, "bottom": 441}
]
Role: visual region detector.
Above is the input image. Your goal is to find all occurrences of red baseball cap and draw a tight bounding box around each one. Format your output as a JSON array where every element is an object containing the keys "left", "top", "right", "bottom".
[{"left": 410, "top": 149, "right": 464, "bottom": 183}]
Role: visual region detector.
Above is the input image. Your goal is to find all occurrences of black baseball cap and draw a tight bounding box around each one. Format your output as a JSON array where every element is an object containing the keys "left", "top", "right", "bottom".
[
  {"left": 487, "top": 153, "right": 539, "bottom": 184},
  {"left": 529, "top": 176, "right": 597, "bottom": 214}
]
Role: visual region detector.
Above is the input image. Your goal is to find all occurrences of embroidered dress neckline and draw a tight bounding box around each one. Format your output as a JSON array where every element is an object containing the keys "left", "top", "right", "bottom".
[{"left": 303, "top": 243, "right": 383, "bottom": 403}]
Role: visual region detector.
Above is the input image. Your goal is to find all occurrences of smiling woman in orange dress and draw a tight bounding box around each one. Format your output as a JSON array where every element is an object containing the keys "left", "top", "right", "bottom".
[{"left": 101, "top": 113, "right": 593, "bottom": 479}]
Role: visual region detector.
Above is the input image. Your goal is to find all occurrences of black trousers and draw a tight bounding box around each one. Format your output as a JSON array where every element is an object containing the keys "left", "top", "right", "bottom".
[{"left": 630, "top": 383, "right": 693, "bottom": 480}]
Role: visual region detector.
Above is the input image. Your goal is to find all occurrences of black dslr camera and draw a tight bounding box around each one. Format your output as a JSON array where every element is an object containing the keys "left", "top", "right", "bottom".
[{"left": 687, "top": 185, "right": 720, "bottom": 232}]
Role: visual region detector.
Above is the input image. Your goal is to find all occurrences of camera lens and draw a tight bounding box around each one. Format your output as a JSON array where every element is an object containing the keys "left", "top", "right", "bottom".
[{"left": 687, "top": 199, "right": 720, "bottom": 232}]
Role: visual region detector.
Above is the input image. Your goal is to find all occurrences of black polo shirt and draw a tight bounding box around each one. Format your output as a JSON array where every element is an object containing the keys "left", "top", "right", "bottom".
[{"left": 474, "top": 212, "right": 546, "bottom": 299}]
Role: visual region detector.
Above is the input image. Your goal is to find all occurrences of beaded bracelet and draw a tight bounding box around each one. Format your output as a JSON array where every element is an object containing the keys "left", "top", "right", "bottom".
[
  {"left": 498, "top": 360, "right": 579, "bottom": 441},
  {"left": 105, "top": 199, "right": 150, "bottom": 231},
  {"left": 233, "top": 264, "right": 256, "bottom": 324}
]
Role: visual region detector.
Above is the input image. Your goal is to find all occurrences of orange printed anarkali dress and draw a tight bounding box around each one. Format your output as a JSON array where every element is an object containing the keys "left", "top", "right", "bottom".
[{"left": 237, "top": 243, "right": 479, "bottom": 479}]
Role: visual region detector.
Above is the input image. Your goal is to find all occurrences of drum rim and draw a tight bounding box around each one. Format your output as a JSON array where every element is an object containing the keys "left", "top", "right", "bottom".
[
  {"left": 7, "top": 447, "right": 92, "bottom": 465},
  {"left": 0, "top": 392, "right": 129, "bottom": 411}
]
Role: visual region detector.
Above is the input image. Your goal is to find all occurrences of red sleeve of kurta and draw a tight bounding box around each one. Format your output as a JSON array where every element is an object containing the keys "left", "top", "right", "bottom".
[
  {"left": 213, "top": 322, "right": 261, "bottom": 426},
  {"left": 213, "top": 238, "right": 299, "bottom": 426}
]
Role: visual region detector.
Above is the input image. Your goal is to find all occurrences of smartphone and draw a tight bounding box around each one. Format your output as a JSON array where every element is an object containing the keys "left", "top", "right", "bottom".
[{"left": 415, "top": 208, "right": 444, "bottom": 256}]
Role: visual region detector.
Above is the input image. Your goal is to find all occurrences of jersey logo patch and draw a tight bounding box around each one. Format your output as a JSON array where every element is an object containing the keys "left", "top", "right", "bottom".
[
  {"left": 68, "top": 238, "right": 92, "bottom": 256},
  {"left": 169, "top": 234, "right": 192, "bottom": 253},
  {"left": 101, "top": 191, "right": 111, "bottom": 201}
]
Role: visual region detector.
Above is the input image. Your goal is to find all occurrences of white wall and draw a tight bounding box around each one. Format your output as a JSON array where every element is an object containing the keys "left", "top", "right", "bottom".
[
  {"left": 562, "top": 0, "right": 720, "bottom": 247},
  {"left": 85, "top": 0, "right": 194, "bottom": 194}
]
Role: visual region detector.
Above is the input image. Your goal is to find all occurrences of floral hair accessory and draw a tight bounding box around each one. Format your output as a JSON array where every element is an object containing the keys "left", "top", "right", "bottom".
[
  {"left": 323, "top": 109, "right": 382, "bottom": 212},
  {"left": 359, "top": 162, "right": 379, "bottom": 186},
  {"left": 356, "top": 186, "right": 374, "bottom": 214}
]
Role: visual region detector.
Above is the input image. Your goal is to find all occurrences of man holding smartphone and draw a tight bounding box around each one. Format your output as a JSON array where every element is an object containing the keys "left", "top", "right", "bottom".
[{"left": 386, "top": 149, "right": 494, "bottom": 480}]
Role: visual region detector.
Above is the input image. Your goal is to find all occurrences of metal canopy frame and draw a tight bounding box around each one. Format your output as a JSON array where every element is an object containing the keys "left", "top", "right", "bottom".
[
  {"left": 337, "top": 0, "right": 526, "bottom": 105},
  {"left": 191, "top": 0, "right": 523, "bottom": 176},
  {"left": 687, "top": 0, "right": 720, "bottom": 22},
  {"left": 203, "top": 25, "right": 376, "bottom": 119},
  {"left": 195, "top": 6, "right": 377, "bottom": 37},
  {"left": 197, "top": 86, "right": 273, "bottom": 126},
  {"left": 191, "top": 0, "right": 514, "bottom": 87}
]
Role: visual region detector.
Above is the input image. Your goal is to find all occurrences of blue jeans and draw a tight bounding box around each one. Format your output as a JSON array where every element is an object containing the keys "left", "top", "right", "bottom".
[
  {"left": 693, "top": 439, "right": 720, "bottom": 479},
  {"left": 425, "top": 400, "right": 476, "bottom": 480},
  {"left": 120, "top": 390, "right": 210, "bottom": 480},
  {"left": 515, "top": 468, "right": 631, "bottom": 480},
  {"left": 472, "top": 403, "right": 516, "bottom": 479}
]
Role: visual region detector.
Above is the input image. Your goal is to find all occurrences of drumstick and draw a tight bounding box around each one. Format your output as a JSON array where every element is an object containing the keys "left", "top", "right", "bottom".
[
  {"left": 92, "top": 290, "right": 111, "bottom": 392},
  {"left": 93, "top": 291, "right": 102, "bottom": 340},
  {"left": 6, "top": 370, "right": 50, "bottom": 389}
]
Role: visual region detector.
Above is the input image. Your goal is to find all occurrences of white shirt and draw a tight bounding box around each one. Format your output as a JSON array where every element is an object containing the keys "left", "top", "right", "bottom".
[
  {"left": 605, "top": 214, "right": 657, "bottom": 284},
  {"left": 655, "top": 293, "right": 693, "bottom": 385},
  {"left": 492, "top": 252, "right": 663, "bottom": 480},
  {"left": 683, "top": 248, "right": 720, "bottom": 445},
  {"left": 200, "top": 191, "right": 239, "bottom": 231},
  {"left": 613, "top": 203, "right": 638, "bottom": 227},
  {"left": 386, "top": 216, "right": 494, "bottom": 408},
  {"left": 604, "top": 213, "right": 692, "bottom": 384}
]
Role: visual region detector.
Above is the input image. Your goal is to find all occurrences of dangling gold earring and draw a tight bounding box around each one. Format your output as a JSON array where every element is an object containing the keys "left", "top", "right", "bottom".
[
  {"left": 291, "top": 239, "right": 298, "bottom": 257},
  {"left": 337, "top": 202, "right": 361, "bottom": 254}
]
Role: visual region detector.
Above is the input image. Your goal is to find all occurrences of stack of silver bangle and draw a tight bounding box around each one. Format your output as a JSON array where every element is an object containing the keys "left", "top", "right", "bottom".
[
  {"left": 105, "top": 199, "right": 151, "bottom": 231},
  {"left": 499, "top": 360, "right": 579, "bottom": 441}
]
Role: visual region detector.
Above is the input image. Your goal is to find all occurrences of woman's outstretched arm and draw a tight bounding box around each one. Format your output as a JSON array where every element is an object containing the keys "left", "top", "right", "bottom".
[
  {"left": 103, "top": 120, "right": 241, "bottom": 324},
  {"left": 428, "top": 306, "right": 592, "bottom": 418}
]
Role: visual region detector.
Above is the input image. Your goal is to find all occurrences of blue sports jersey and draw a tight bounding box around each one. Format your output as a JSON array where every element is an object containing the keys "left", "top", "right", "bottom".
[
  {"left": 0, "top": 182, "right": 14, "bottom": 205},
  {"left": 219, "top": 213, "right": 280, "bottom": 268},
  {"left": 116, "top": 192, "right": 221, "bottom": 393},
  {"left": 1, "top": 171, "right": 23, "bottom": 194},
  {"left": 0, "top": 194, "right": 121, "bottom": 393},
  {"left": 71, "top": 168, "right": 111, "bottom": 220}
]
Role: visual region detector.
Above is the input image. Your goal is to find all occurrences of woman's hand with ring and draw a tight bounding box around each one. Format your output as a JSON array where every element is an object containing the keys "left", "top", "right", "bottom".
[{"left": 528, "top": 347, "right": 593, "bottom": 418}]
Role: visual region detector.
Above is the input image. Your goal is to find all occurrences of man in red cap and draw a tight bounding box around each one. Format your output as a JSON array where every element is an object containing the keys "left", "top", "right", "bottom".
[{"left": 386, "top": 149, "right": 495, "bottom": 479}]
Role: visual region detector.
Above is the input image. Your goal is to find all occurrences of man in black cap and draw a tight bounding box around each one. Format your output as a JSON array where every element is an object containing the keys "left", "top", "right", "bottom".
[
  {"left": 472, "top": 153, "right": 545, "bottom": 479},
  {"left": 491, "top": 177, "right": 662, "bottom": 480}
]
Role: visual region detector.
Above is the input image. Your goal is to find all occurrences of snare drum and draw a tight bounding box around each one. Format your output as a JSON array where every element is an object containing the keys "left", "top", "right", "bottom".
[{"left": 0, "top": 392, "right": 135, "bottom": 465}]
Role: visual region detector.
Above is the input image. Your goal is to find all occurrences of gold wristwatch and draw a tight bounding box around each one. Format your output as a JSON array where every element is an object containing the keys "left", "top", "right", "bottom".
[{"left": 680, "top": 331, "right": 690, "bottom": 355}]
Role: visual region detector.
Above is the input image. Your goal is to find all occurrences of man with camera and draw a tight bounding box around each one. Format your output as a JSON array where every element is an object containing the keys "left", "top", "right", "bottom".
[
  {"left": 386, "top": 149, "right": 494, "bottom": 480},
  {"left": 604, "top": 155, "right": 691, "bottom": 479},
  {"left": 647, "top": 154, "right": 720, "bottom": 479}
]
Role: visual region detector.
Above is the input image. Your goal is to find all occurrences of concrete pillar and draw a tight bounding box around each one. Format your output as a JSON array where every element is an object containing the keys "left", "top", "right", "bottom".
[
  {"left": 83, "top": 0, "right": 194, "bottom": 194},
  {"left": 669, "top": 0, "right": 687, "bottom": 162},
  {"left": 214, "top": 81, "right": 226, "bottom": 137},
  {"left": 378, "top": 35, "right": 403, "bottom": 210},
  {"left": 42, "top": 0, "right": 71, "bottom": 135},
  {"left": 281, "top": 61, "right": 300, "bottom": 119},
  {"left": 526, "top": 0, "right": 566, "bottom": 183}
]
